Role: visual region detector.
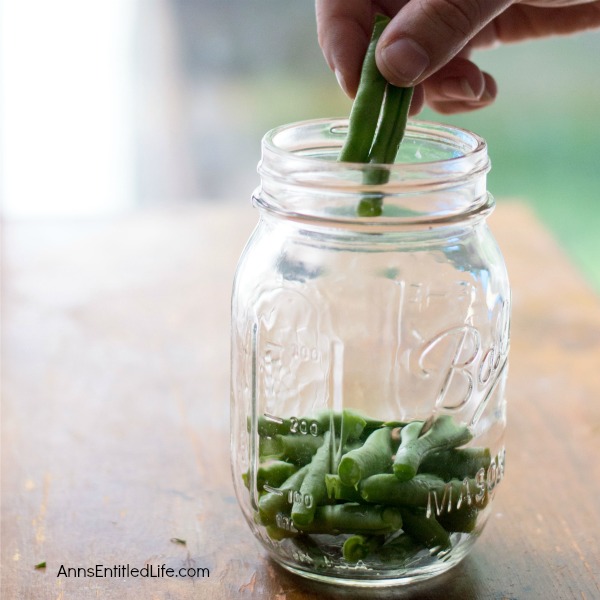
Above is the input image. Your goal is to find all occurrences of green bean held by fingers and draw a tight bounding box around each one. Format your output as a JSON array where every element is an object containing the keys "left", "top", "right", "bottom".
[
  {"left": 357, "top": 85, "right": 414, "bottom": 216},
  {"left": 367, "top": 85, "right": 414, "bottom": 172},
  {"left": 337, "top": 14, "right": 389, "bottom": 164},
  {"left": 336, "top": 13, "right": 414, "bottom": 217}
]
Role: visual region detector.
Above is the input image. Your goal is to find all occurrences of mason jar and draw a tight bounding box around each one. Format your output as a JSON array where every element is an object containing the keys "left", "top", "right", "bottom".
[{"left": 230, "top": 118, "right": 510, "bottom": 587}]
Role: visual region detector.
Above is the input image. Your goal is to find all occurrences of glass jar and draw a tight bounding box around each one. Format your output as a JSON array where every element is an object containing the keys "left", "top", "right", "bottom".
[{"left": 230, "top": 118, "right": 510, "bottom": 587}]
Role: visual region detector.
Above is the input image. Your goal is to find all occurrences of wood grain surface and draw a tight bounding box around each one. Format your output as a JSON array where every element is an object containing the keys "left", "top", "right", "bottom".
[{"left": 2, "top": 202, "right": 599, "bottom": 599}]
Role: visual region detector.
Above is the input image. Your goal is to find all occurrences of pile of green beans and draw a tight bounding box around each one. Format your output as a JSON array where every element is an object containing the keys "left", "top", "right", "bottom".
[
  {"left": 244, "top": 411, "right": 492, "bottom": 566},
  {"left": 338, "top": 14, "right": 414, "bottom": 217}
]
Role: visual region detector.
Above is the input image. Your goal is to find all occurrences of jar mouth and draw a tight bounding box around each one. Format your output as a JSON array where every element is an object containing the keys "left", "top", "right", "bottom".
[{"left": 256, "top": 118, "right": 493, "bottom": 228}]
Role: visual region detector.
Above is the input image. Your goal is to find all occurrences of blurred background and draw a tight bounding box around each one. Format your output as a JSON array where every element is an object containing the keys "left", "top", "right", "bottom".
[{"left": 1, "top": 0, "right": 599, "bottom": 291}]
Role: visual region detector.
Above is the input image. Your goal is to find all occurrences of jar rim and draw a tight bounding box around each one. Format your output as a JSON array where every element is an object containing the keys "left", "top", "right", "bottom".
[
  {"left": 256, "top": 118, "right": 493, "bottom": 229},
  {"left": 262, "top": 117, "right": 488, "bottom": 172}
]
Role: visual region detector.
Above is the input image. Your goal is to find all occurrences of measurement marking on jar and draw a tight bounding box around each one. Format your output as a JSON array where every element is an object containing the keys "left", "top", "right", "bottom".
[
  {"left": 288, "top": 490, "right": 313, "bottom": 508},
  {"left": 263, "top": 484, "right": 284, "bottom": 496},
  {"left": 275, "top": 513, "right": 297, "bottom": 532},
  {"left": 263, "top": 412, "right": 284, "bottom": 425},
  {"left": 291, "top": 343, "right": 321, "bottom": 362},
  {"left": 289, "top": 417, "right": 319, "bottom": 436}
]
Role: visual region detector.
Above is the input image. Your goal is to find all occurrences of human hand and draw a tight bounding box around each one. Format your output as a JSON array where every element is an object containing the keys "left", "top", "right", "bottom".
[{"left": 316, "top": 0, "right": 600, "bottom": 114}]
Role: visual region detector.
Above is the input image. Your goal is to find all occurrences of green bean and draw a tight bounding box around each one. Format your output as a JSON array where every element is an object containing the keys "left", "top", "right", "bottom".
[
  {"left": 375, "top": 533, "right": 425, "bottom": 564},
  {"left": 343, "top": 534, "right": 386, "bottom": 562},
  {"left": 399, "top": 508, "right": 451, "bottom": 551},
  {"left": 258, "top": 464, "right": 310, "bottom": 526},
  {"left": 394, "top": 415, "right": 472, "bottom": 481},
  {"left": 257, "top": 435, "right": 279, "bottom": 458},
  {"left": 363, "top": 418, "right": 407, "bottom": 437},
  {"left": 291, "top": 535, "right": 333, "bottom": 569},
  {"left": 338, "top": 15, "right": 389, "bottom": 163},
  {"left": 361, "top": 472, "right": 487, "bottom": 517},
  {"left": 254, "top": 409, "right": 401, "bottom": 443},
  {"left": 392, "top": 420, "right": 425, "bottom": 481},
  {"left": 324, "top": 474, "right": 363, "bottom": 502},
  {"left": 357, "top": 85, "right": 414, "bottom": 216},
  {"left": 242, "top": 460, "right": 298, "bottom": 492},
  {"left": 296, "top": 503, "right": 402, "bottom": 535},
  {"left": 315, "top": 408, "right": 404, "bottom": 439},
  {"left": 335, "top": 14, "right": 414, "bottom": 217},
  {"left": 338, "top": 426, "right": 393, "bottom": 487},
  {"left": 360, "top": 473, "right": 448, "bottom": 507},
  {"left": 248, "top": 412, "right": 493, "bottom": 568},
  {"left": 291, "top": 431, "right": 332, "bottom": 526},
  {"left": 259, "top": 434, "right": 324, "bottom": 465},
  {"left": 368, "top": 85, "right": 414, "bottom": 167},
  {"left": 312, "top": 409, "right": 367, "bottom": 447},
  {"left": 437, "top": 504, "right": 480, "bottom": 534},
  {"left": 419, "top": 447, "right": 492, "bottom": 481},
  {"left": 253, "top": 415, "right": 290, "bottom": 438},
  {"left": 265, "top": 524, "right": 298, "bottom": 541},
  {"left": 255, "top": 409, "right": 367, "bottom": 441}
]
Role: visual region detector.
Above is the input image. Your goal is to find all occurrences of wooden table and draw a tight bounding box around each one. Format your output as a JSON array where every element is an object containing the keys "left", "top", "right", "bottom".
[{"left": 2, "top": 202, "right": 599, "bottom": 599}]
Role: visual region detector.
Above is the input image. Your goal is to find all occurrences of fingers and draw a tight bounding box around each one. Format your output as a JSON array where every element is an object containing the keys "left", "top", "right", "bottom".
[
  {"left": 399, "top": 56, "right": 498, "bottom": 116},
  {"left": 421, "top": 56, "right": 497, "bottom": 114},
  {"left": 425, "top": 71, "right": 497, "bottom": 114},
  {"left": 316, "top": 0, "right": 374, "bottom": 97},
  {"left": 315, "top": 0, "right": 498, "bottom": 115},
  {"left": 472, "top": 2, "right": 600, "bottom": 44},
  {"left": 408, "top": 84, "right": 426, "bottom": 115},
  {"left": 375, "top": 0, "right": 514, "bottom": 87}
]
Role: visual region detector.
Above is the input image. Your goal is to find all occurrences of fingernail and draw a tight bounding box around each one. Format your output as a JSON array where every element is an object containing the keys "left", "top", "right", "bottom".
[
  {"left": 481, "top": 86, "right": 496, "bottom": 102},
  {"left": 440, "top": 77, "right": 479, "bottom": 100},
  {"left": 379, "top": 38, "right": 430, "bottom": 85},
  {"left": 335, "top": 69, "right": 350, "bottom": 96}
]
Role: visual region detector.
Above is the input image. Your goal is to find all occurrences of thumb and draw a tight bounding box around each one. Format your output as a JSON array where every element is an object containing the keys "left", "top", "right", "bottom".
[{"left": 375, "top": 0, "right": 514, "bottom": 86}]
